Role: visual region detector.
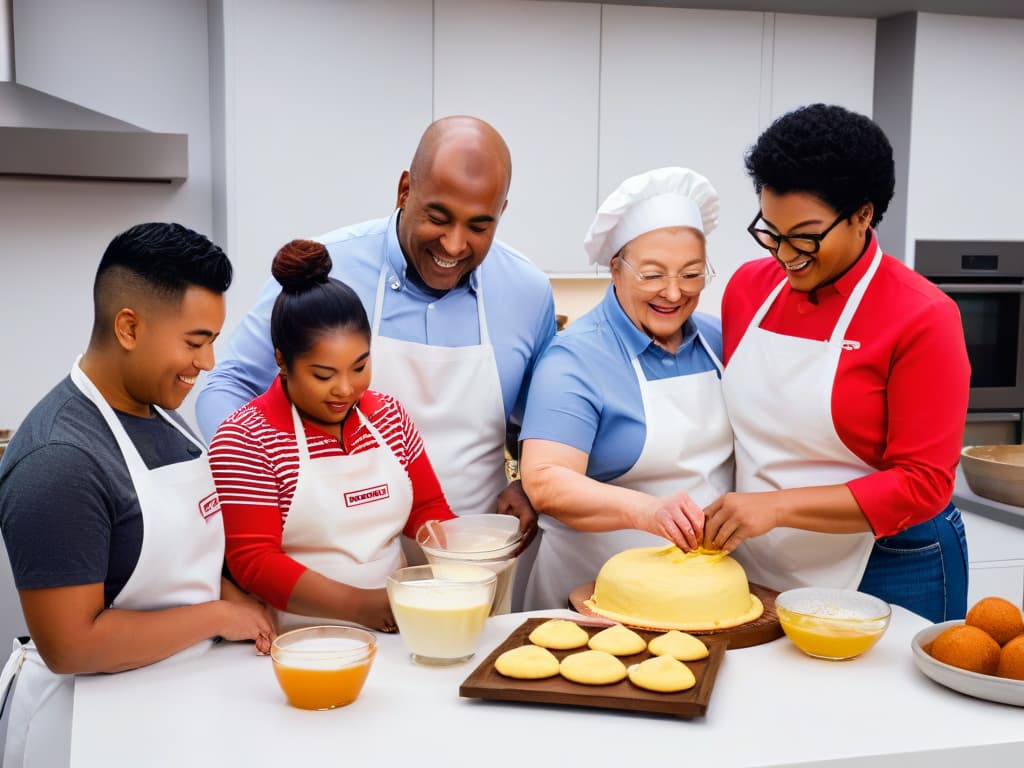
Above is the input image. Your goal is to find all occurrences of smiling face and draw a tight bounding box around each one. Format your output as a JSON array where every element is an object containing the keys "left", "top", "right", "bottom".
[
  {"left": 121, "top": 285, "right": 226, "bottom": 413},
  {"left": 395, "top": 134, "right": 509, "bottom": 292},
  {"left": 278, "top": 329, "right": 372, "bottom": 438},
  {"left": 610, "top": 227, "right": 707, "bottom": 353},
  {"left": 758, "top": 188, "right": 872, "bottom": 292}
]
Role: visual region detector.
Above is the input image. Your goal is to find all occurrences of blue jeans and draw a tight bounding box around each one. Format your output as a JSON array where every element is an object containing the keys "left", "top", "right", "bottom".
[{"left": 857, "top": 504, "right": 968, "bottom": 623}]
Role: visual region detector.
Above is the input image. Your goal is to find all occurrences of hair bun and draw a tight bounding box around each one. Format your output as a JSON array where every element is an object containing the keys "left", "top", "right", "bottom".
[{"left": 272, "top": 239, "right": 333, "bottom": 292}]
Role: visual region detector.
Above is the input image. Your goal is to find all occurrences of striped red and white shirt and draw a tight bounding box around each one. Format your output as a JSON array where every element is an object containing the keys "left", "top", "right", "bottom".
[{"left": 209, "top": 377, "right": 453, "bottom": 609}]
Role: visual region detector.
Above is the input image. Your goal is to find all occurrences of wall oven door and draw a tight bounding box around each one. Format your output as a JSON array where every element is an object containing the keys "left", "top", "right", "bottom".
[
  {"left": 916, "top": 240, "right": 1024, "bottom": 444},
  {"left": 935, "top": 280, "right": 1024, "bottom": 411}
]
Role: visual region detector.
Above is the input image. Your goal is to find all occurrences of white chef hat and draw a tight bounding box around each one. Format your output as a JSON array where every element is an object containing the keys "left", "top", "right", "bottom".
[{"left": 583, "top": 166, "right": 720, "bottom": 267}]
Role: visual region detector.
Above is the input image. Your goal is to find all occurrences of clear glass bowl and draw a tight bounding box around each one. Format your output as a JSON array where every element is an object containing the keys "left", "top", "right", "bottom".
[
  {"left": 775, "top": 587, "right": 891, "bottom": 660},
  {"left": 271, "top": 625, "right": 376, "bottom": 710},
  {"left": 386, "top": 564, "right": 496, "bottom": 665},
  {"left": 415, "top": 516, "right": 522, "bottom": 615}
]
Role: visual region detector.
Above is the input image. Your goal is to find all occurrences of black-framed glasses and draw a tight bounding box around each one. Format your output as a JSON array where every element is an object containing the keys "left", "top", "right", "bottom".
[
  {"left": 747, "top": 210, "right": 847, "bottom": 256},
  {"left": 616, "top": 255, "right": 715, "bottom": 293}
]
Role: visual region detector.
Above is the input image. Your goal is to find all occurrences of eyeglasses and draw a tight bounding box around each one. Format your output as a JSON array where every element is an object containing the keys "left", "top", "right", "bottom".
[
  {"left": 616, "top": 255, "right": 715, "bottom": 293},
  {"left": 747, "top": 210, "right": 847, "bottom": 256}
]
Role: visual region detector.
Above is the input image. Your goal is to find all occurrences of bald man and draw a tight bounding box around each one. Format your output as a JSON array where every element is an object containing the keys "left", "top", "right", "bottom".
[
  {"left": 0, "top": 223, "right": 274, "bottom": 768},
  {"left": 195, "top": 117, "right": 556, "bottom": 593}
]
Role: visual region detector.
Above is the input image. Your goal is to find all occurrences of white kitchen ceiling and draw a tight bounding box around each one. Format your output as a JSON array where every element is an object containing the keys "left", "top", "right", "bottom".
[{"left": 556, "top": 0, "right": 1024, "bottom": 20}]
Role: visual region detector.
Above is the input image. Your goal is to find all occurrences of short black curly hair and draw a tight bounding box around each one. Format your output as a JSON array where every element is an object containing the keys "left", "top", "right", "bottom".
[{"left": 744, "top": 103, "right": 895, "bottom": 227}]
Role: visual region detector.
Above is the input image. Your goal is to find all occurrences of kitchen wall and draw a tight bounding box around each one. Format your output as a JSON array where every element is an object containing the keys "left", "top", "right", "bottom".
[{"left": 0, "top": 0, "right": 215, "bottom": 644}]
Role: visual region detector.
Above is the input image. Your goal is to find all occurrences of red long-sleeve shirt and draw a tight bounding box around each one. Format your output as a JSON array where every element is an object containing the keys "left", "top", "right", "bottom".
[
  {"left": 721, "top": 233, "right": 970, "bottom": 537},
  {"left": 209, "top": 378, "right": 454, "bottom": 609}
]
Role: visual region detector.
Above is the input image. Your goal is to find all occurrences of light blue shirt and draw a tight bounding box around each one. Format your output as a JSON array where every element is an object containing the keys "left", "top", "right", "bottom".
[
  {"left": 520, "top": 285, "right": 722, "bottom": 482},
  {"left": 196, "top": 211, "right": 556, "bottom": 441}
]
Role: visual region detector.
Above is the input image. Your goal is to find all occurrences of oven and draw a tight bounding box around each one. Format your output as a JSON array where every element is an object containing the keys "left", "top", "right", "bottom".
[{"left": 915, "top": 240, "right": 1024, "bottom": 445}]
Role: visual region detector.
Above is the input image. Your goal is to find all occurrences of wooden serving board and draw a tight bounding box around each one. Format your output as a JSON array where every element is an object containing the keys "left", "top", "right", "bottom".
[
  {"left": 460, "top": 617, "right": 727, "bottom": 718},
  {"left": 568, "top": 582, "right": 784, "bottom": 650}
]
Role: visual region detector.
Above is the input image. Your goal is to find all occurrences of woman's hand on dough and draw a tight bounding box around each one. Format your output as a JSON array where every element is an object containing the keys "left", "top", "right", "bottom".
[
  {"left": 645, "top": 491, "right": 705, "bottom": 550},
  {"left": 703, "top": 492, "right": 780, "bottom": 552}
]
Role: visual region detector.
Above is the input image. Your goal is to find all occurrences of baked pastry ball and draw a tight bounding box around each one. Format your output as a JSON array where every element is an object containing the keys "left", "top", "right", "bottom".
[
  {"left": 628, "top": 654, "right": 697, "bottom": 693},
  {"left": 494, "top": 644, "right": 560, "bottom": 680},
  {"left": 528, "top": 620, "right": 589, "bottom": 650},
  {"left": 559, "top": 650, "right": 627, "bottom": 685},
  {"left": 648, "top": 630, "right": 709, "bottom": 662},
  {"left": 929, "top": 624, "right": 1001, "bottom": 675},
  {"left": 587, "top": 624, "right": 647, "bottom": 656},
  {"left": 997, "top": 634, "right": 1024, "bottom": 681},
  {"left": 966, "top": 596, "right": 1024, "bottom": 646}
]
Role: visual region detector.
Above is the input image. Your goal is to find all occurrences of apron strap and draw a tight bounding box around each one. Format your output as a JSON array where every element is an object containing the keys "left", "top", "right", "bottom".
[
  {"left": 828, "top": 242, "right": 882, "bottom": 346},
  {"left": 0, "top": 638, "right": 29, "bottom": 721}
]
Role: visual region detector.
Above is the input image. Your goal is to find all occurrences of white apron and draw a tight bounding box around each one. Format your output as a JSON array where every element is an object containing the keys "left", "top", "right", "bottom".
[
  {"left": 1, "top": 359, "right": 222, "bottom": 768},
  {"left": 723, "top": 245, "right": 883, "bottom": 592},
  {"left": 524, "top": 332, "right": 734, "bottom": 610},
  {"left": 274, "top": 404, "right": 412, "bottom": 631},
  {"left": 368, "top": 266, "right": 507, "bottom": 520}
]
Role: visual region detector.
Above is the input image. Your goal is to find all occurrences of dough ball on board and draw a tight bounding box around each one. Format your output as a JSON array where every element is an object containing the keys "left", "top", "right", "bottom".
[
  {"left": 528, "top": 620, "right": 589, "bottom": 650},
  {"left": 628, "top": 654, "right": 697, "bottom": 693},
  {"left": 494, "top": 644, "right": 560, "bottom": 680},
  {"left": 647, "top": 630, "right": 709, "bottom": 661},
  {"left": 559, "top": 650, "right": 627, "bottom": 685},
  {"left": 587, "top": 624, "right": 647, "bottom": 656}
]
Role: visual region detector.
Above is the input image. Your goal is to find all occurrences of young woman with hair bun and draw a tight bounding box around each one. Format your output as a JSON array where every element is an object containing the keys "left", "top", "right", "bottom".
[{"left": 208, "top": 239, "right": 454, "bottom": 633}]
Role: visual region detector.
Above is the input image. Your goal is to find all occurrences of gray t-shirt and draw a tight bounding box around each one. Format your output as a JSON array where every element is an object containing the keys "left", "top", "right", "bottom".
[{"left": 0, "top": 376, "right": 201, "bottom": 606}]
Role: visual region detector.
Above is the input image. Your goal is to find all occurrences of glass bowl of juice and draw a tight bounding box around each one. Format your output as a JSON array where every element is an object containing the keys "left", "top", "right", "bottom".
[
  {"left": 775, "top": 587, "right": 891, "bottom": 661},
  {"left": 386, "top": 563, "right": 496, "bottom": 665},
  {"left": 271, "top": 625, "right": 377, "bottom": 710}
]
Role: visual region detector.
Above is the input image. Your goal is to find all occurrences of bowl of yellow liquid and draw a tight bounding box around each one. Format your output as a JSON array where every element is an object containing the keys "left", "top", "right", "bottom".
[
  {"left": 271, "top": 626, "right": 376, "bottom": 710},
  {"left": 387, "top": 563, "right": 496, "bottom": 665},
  {"left": 775, "top": 587, "right": 891, "bottom": 660}
]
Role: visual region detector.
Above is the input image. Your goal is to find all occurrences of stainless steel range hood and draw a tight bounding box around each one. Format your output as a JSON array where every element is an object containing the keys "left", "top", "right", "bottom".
[{"left": 0, "top": 0, "right": 187, "bottom": 182}]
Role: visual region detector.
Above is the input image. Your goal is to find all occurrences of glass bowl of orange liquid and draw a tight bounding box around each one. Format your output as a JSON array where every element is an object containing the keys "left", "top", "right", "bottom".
[
  {"left": 271, "top": 626, "right": 377, "bottom": 710},
  {"left": 775, "top": 587, "right": 891, "bottom": 661}
]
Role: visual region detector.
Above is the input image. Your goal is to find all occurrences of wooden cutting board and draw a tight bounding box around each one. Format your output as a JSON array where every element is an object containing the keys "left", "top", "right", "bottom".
[
  {"left": 460, "top": 617, "right": 727, "bottom": 718},
  {"left": 568, "top": 582, "right": 784, "bottom": 650}
]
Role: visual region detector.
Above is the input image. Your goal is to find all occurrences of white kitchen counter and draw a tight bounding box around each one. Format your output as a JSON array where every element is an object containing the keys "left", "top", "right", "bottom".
[{"left": 70, "top": 607, "right": 1024, "bottom": 767}]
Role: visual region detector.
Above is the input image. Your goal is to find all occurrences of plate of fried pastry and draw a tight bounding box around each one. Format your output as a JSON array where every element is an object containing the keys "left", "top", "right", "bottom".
[
  {"left": 912, "top": 596, "right": 1024, "bottom": 707},
  {"left": 459, "top": 617, "right": 727, "bottom": 718}
]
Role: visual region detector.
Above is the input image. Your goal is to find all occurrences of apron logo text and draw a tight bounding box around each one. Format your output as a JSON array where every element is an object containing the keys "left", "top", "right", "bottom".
[
  {"left": 198, "top": 492, "right": 222, "bottom": 520},
  {"left": 344, "top": 484, "right": 391, "bottom": 507}
]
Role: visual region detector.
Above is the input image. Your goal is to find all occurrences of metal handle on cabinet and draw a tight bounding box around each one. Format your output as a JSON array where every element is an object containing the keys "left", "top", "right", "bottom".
[
  {"left": 966, "top": 411, "right": 1023, "bottom": 423},
  {"left": 936, "top": 283, "right": 1024, "bottom": 294}
]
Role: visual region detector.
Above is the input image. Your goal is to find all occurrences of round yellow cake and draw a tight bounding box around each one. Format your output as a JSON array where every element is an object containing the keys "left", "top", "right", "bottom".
[{"left": 584, "top": 546, "right": 763, "bottom": 631}]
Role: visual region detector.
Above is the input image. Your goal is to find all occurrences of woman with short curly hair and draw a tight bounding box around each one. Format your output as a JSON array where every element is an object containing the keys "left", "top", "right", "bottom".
[{"left": 703, "top": 103, "right": 970, "bottom": 623}]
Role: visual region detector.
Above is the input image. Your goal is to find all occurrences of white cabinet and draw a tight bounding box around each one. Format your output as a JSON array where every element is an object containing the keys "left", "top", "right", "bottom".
[
  {"left": 961, "top": 510, "right": 1024, "bottom": 607},
  {"left": 770, "top": 13, "right": 876, "bottom": 119},
  {"left": 599, "top": 5, "right": 765, "bottom": 312},
  {"left": 218, "top": 0, "right": 434, "bottom": 314},
  {"left": 597, "top": 7, "right": 877, "bottom": 314},
  {"left": 433, "top": 0, "right": 601, "bottom": 276}
]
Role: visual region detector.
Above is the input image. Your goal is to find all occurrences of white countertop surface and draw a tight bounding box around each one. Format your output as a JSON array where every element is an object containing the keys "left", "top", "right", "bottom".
[{"left": 70, "top": 607, "right": 1024, "bottom": 768}]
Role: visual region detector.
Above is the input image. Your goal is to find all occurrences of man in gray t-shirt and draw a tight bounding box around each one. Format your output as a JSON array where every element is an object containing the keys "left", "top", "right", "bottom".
[{"left": 0, "top": 223, "right": 275, "bottom": 768}]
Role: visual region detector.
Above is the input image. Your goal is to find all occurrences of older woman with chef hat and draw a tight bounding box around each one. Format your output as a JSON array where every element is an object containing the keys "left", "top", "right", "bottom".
[{"left": 518, "top": 167, "right": 733, "bottom": 610}]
